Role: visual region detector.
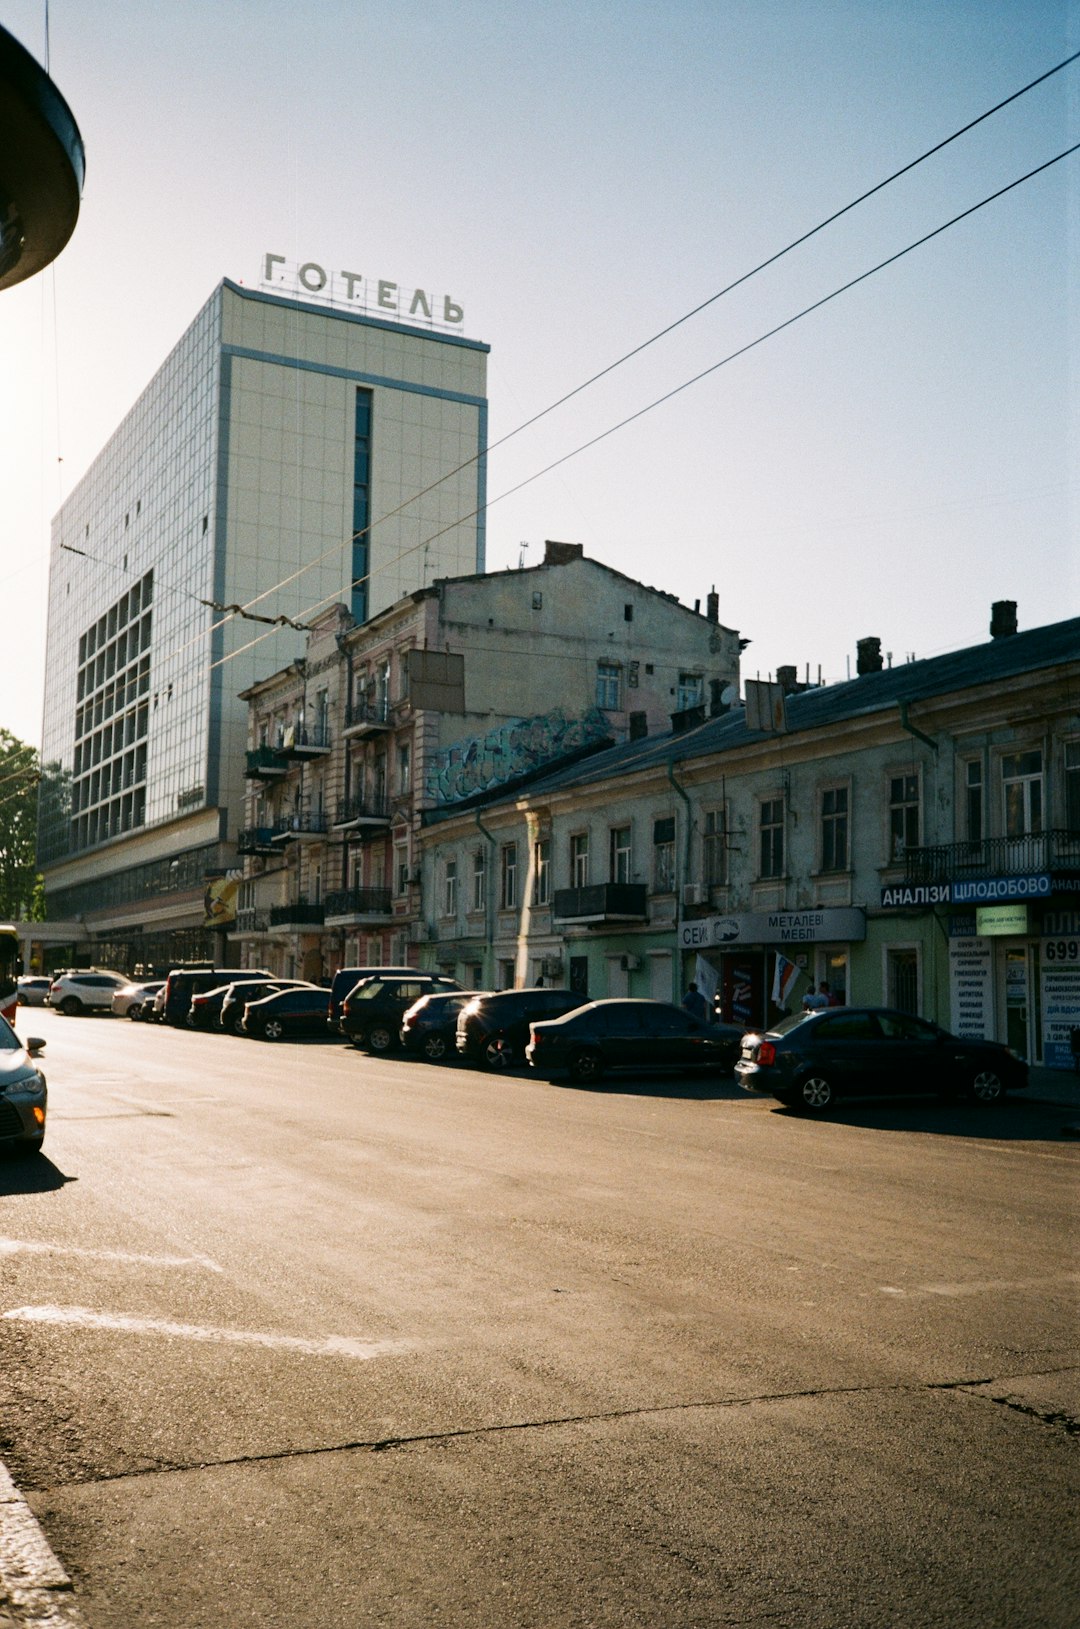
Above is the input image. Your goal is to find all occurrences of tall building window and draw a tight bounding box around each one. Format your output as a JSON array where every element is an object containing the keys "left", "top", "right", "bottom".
[
  {"left": 653, "top": 817, "right": 676, "bottom": 892},
  {"left": 703, "top": 808, "right": 727, "bottom": 887},
  {"left": 397, "top": 741, "right": 411, "bottom": 795},
  {"left": 1066, "top": 743, "right": 1080, "bottom": 832},
  {"left": 609, "top": 825, "right": 632, "bottom": 884},
  {"left": 500, "top": 843, "right": 517, "bottom": 910},
  {"left": 1002, "top": 750, "right": 1043, "bottom": 836},
  {"left": 69, "top": 571, "right": 153, "bottom": 854},
  {"left": 471, "top": 849, "right": 486, "bottom": 912},
  {"left": 759, "top": 798, "right": 784, "bottom": 879},
  {"left": 570, "top": 832, "right": 589, "bottom": 888},
  {"left": 443, "top": 859, "right": 457, "bottom": 917},
  {"left": 889, "top": 775, "right": 920, "bottom": 860},
  {"left": 596, "top": 663, "right": 621, "bottom": 710},
  {"left": 820, "top": 786, "right": 848, "bottom": 872},
  {"left": 352, "top": 389, "right": 373, "bottom": 624},
  {"left": 534, "top": 839, "right": 550, "bottom": 905},
  {"left": 964, "top": 759, "right": 984, "bottom": 843}
]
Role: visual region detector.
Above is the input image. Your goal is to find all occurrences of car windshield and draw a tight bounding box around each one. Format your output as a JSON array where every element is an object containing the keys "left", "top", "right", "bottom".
[{"left": 0, "top": 1018, "right": 23, "bottom": 1051}]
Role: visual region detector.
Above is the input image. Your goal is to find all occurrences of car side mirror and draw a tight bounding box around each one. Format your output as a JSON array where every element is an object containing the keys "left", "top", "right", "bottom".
[{"left": 26, "top": 1037, "right": 46, "bottom": 1056}]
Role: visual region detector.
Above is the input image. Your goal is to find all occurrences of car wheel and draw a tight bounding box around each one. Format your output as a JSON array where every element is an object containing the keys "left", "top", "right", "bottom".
[
  {"left": 366, "top": 1023, "right": 395, "bottom": 1054},
  {"left": 127, "top": 1003, "right": 142, "bottom": 1021},
  {"left": 263, "top": 1018, "right": 285, "bottom": 1041},
  {"left": 568, "top": 1048, "right": 605, "bottom": 1085},
  {"left": 797, "top": 1074, "right": 836, "bottom": 1113},
  {"left": 421, "top": 1032, "right": 449, "bottom": 1062},
  {"left": 483, "top": 1037, "right": 516, "bottom": 1071},
  {"left": 970, "top": 1068, "right": 1004, "bottom": 1104},
  {"left": 60, "top": 996, "right": 82, "bottom": 1017}
]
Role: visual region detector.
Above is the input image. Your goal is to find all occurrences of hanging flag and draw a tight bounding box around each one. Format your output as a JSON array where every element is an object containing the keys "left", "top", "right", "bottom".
[{"left": 771, "top": 953, "right": 800, "bottom": 1007}]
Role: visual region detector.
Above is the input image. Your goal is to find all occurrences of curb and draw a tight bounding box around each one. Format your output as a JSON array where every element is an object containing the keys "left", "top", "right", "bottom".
[{"left": 0, "top": 1460, "right": 86, "bottom": 1627}]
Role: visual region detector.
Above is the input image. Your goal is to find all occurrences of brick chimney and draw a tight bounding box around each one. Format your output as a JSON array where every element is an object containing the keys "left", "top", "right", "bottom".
[
  {"left": 856, "top": 637, "right": 883, "bottom": 676},
  {"left": 544, "top": 540, "right": 584, "bottom": 566},
  {"left": 990, "top": 600, "right": 1018, "bottom": 638},
  {"left": 706, "top": 588, "right": 719, "bottom": 623}
]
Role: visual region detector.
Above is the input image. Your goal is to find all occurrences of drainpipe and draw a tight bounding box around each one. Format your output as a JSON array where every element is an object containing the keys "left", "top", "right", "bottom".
[
  {"left": 667, "top": 761, "right": 693, "bottom": 1004},
  {"left": 898, "top": 701, "right": 938, "bottom": 753},
  {"left": 475, "top": 810, "right": 497, "bottom": 987}
]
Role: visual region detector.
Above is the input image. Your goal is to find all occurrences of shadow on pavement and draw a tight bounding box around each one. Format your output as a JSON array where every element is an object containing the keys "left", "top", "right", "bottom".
[
  {"left": 766, "top": 1093, "right": 1080, "bottom": 1142},
  {"left": 0, "top": 1152, "right": 77, "bottom": 1195}
]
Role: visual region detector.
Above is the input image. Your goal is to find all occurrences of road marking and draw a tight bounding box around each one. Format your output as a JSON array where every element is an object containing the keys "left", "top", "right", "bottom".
[
  {"left": 879, "top": 1273, "right": 1080, "bottom": 1298},
  {"left": 3, "top": 1305, "right": 409, "bottom": 1361},
  {"left": 0, "top": 1458, "right": 87, "bottom": 1625},
  {"left": 0, "top": 1238, "right": 223, "bottom": 1273}
]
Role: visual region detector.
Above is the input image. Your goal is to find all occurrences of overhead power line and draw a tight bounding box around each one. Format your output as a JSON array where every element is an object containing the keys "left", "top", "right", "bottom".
[{"left": 200, "top": 137, "right": 1080, "bottom": 680}]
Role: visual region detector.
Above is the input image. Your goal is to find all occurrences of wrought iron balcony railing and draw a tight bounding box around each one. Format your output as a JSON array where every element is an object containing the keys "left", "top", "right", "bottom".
[
  {"left": 323, "top": 887, "right": 394, "bottom": 920},
  {"left": 903, "top": 829, "right": 1080, "bottom": 883},
  {"left": 269, "top": 900, "right": 325, "bottom": 927},
  {"left": 552, "top": 883, "right": 648, "bottom": 923}
]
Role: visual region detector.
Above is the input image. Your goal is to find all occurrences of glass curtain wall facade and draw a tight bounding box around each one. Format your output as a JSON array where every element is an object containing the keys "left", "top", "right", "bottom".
[{"left": 38, "top": 279, "right": 489, "bottom": 966}]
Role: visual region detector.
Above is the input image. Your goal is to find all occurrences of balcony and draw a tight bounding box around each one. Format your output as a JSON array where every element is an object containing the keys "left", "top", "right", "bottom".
[
  {"left": 234, "top": 907, "right": 269, "bottom": 934},
  {"left": 269, "top": 900, "right": 325, "bottom": 931},
  {"left": 904, "top": 829, "right": 1080, "bottom": 885},
  {"left": 237, "top": 826, "right": 277, "bottom": 856},
  {"left": 332, "top": 794, "right": 391, "bottom": 832},
  {"left": 552, "top": 883, "right": 649, "bottom": 924},
  {"left": 270, "top": 811, "right": 330, "bottom": 845},
  {"left": 275, "top": 724, "right": 332, "bottom": 761},
  {"left": 343, "top": 697, "right": 391, "bottom": 737},
  {"left": 243, "top": 746, "right": 288, "bottom": 780},
  {"left": 323, "top": 887, "right": 394, "bottom": 926}
]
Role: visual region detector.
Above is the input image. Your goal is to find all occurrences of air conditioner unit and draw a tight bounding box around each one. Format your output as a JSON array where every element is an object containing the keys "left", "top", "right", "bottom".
[
  {"left": 620, "top": 954, "right": 641, "bottom": 972},
  {"left": 541, "top": 956, "right": 563, "bottom": 979},
  {"left": 682, "top": 883, "right": 705, "bottom": 906}
]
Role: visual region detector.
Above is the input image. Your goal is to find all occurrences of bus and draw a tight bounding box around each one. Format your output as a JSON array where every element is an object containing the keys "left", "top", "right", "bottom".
[{"left": 0, "top": 924, "right": 21, "bottom": 1027}]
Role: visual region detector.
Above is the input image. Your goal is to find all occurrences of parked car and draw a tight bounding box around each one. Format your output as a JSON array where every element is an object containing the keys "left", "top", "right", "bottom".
[
  {"left": 327, "top": 966, "right": 419, "bottom": 1029},
  {"left": 161, "top": 967, "right": 271, "bottom": 1027},
  {"left": 341, "top": 974, "right": 462, "bottom": 1053},
  {"left": 526, "top": 998, "right": 745, "bottom": 1085},
  {"left": 0, "top": 1016, "right": 47, "bottom": 1155},
  {"left": 456, "top": 988, "right": 586, "bottom": 1071},
  {"left": 735, "top": 1006, "right": 1030, "bottom": 1113},
  {"left": 241, "top": 985, "right": 332, "bottom": 1041},
  {"left": 342, "top": 970, "right": 459, "bottom": 1049},
  {"left": 400, "top": 990, "right": 488, "bottom": 1062},
  {"left": 48, "top": 970, "right": 128, "bottom": 1015},
  {"left": 111, "top": 980, "right": 164, "bottom": 1020},
  {"left": 16, "top": 977, "right": 51, "bottom": 1007},
  {"left": 218, "top": 979, "right": 311, "bottom": 1035}
]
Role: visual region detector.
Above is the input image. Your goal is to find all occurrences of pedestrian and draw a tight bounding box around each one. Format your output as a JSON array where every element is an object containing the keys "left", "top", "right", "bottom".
[
  {"left": 682, "top": 981, "right": 709, "bottom": 1022},
  {"left": 802, "top": 981, "right": 829, "bottom": 1012}
]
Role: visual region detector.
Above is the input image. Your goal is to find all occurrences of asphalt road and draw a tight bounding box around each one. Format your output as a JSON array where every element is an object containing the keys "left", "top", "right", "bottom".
[{"left": 1, "top": 1006, "right": 1077, "bottom": 1628}]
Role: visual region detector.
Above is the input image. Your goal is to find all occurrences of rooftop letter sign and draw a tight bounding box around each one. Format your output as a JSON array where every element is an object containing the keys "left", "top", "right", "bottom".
[{"left": 260, "top": 253, "right": 464, "bottom": 328}]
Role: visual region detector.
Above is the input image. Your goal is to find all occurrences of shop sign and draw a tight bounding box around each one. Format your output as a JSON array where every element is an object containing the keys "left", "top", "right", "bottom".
[
  {"left": 949, "top": 937, "right": 993, "bottom": 1039},
  {"left": 1040, "top": 939, "right": 1080, "bottom": 1069},
  {"left": 678, "top": 908, "right": 865, "bottom": 950},
  {"left": 976, "top": 903, "right": 1029, "bottom": 937},
  {"left": 880, "top": 883, "right": 950, "bottom": 908},
  {"left": 952, "top": 873, "right": 1050, "bottom": 903}
]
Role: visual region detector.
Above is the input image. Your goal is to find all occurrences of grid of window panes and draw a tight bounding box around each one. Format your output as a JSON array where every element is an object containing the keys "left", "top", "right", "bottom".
[
  {"left": 69, "top": 573, "right": 153, "bottom": 850},
  {"left": 47, "top": 842, "right": 221, "bottom": 919},
  {"left": 352, "top": 389, "right": 372, "bottom": 623},
  {"left": 38, "top": 289, "right": 220, "bottom": 869},
  {"left": 820, "top": 786, "right": 848, "bottom": 872}
]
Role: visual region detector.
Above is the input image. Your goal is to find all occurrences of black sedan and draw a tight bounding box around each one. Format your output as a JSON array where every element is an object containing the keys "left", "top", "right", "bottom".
[
  {"left": 526, "top": 998, "right": 745, "bottom": 1085},
  {"left": 735, "top": 1006, "right": 1029, "bottom": 1112},
  {"left": 241, "top": 986, "right": 332, "bottom": 1041}
]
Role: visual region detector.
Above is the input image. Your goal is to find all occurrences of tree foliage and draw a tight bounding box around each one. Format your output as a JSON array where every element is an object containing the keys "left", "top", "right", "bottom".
[{"left": 0, "top": 729, "right": 44, "bottom": 921}]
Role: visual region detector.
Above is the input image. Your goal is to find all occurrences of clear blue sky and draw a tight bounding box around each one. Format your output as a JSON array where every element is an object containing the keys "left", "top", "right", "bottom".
[{"left": 1, "top": 0, "right": 1076, "bottom": 745}]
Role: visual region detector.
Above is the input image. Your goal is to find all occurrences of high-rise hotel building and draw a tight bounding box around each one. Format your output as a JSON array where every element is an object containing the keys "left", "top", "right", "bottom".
[{"left": 38, "top": 277, "right": 488, "bottom": 967}]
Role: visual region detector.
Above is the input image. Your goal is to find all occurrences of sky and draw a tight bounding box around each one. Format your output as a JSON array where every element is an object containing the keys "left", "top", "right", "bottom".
[{"left": 1, "top": 0, "right": 1076, "bottom": 748}]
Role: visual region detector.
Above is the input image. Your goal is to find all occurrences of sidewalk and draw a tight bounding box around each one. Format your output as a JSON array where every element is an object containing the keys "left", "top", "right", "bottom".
[{"left": 1025, "top": 1064, "right": 1080, "bottom": 1114}]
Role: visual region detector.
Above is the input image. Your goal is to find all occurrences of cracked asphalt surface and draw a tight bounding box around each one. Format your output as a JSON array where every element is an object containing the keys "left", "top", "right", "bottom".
[{"left": 1, "top": 1008, "right": 1077, "bottom": 1627}]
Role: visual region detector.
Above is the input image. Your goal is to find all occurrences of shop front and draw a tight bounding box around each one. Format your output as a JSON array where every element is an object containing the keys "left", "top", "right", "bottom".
[
  {"left": 679, "top": 908, "right": 867, "bottom": 1030},
  {"left": 948, "top": 897, "right": 1080, "bottom": 1069}
]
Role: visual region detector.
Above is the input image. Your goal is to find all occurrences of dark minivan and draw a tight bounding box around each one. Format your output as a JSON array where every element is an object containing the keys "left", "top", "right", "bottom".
[
  {"left": 456, "top": 988, "right": 585, "bottom": 1071},
  {"left": 327, "top": 966, "right": 418, "bottom": 1030},
  {"left": 162, "top": 967, "right": 271, "bottom": 1027}
]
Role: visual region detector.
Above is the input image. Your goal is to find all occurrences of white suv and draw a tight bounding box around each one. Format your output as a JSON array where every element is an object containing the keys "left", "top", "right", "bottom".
[{"left": 48, "top": 971, "right": 128, "bottom": 1016}]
